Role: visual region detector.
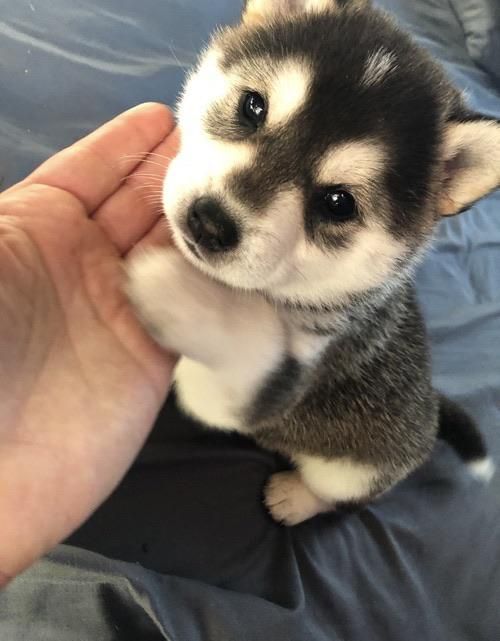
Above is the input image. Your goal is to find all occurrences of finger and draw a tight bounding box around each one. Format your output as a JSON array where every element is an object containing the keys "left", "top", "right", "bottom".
[
  {"left": 5, "top": 103, "right": 174, "bottom": 215},
  {"left": 126, "top": 217, "right": 174, "bottom": 260},
  {"left": 93, "top": 129, "right": 180, "bottom": 255}
]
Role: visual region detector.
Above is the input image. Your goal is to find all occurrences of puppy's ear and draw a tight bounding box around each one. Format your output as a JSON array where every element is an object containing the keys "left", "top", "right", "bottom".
[
  {"left": 242, "top": 0, "right": 369, "bottom": 26},
  {"left": 440, "top": 118, "right": 500, "bottom": 216}
]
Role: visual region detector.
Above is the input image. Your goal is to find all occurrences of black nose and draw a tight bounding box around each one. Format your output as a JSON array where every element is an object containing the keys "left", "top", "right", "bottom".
[{"left": 187, "top": 198, "right": 239, "bottom": 253}]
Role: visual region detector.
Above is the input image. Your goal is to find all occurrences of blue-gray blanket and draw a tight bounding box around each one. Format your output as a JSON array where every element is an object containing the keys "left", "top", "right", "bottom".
[{"left": 0, "top": 1, "right": 499, "bottom": 639}]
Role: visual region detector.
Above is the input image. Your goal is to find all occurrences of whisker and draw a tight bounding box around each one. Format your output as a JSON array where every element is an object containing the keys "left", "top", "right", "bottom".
[
  {"left": 120, "top": 152, "right": 175, "bottom": 163},
  {"left": 155, "top": 216, "right": 171, "bottom": 228},
  {"left": 130, "top": 190, "right": 163, "bottom": 200},
  {"left": 129, "top": 181, "right": 164, "bottom": 189},
  {"left": 130, "top": 187, "right": 164, "bottom": 197},
  {"left": 121, "top": 173, "right": 165, "bottom": 184},
  {"left": 143, "top": 152, "right": 176, "bottom": 161},
  {"left": 123, "top": 158, "right": 171, "bottom": 170},
  {"left": 136, "top": 160, "right": 170, "bottom": 170},
  {"left": 253, "top": 228, "right": 309, "bottom": 284},
  {"left": 141, "top": 193, "right": 165, "bottom": 201},
  {"left": 132, "top": 189, "right": 164, "bottom": 200},
  {"left": 129, "top": 173, "right": 165, "bottom": 181},
  {"left": 133, "top": 195, "right": 165, "bottom": 210},
  {"left": 119, "top": 153, "right": 146, "bottom": 161},
  {"left": 166, "top": 40, "right": 183, "bottom": 68},
  {"left": 139, "top": 191, "right": 165, "bottom": 200},
  {"left": 132, "top": 184, "right": 162, "bottom": 194}
]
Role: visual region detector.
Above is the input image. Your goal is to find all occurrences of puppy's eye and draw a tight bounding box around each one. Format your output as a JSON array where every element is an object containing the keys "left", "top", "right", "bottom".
[
  {"left": 315, "top": 188, "right": 357, "bottom": 222},
  {"left": 240, "top": 91, "right": 266, "bottom": 128}
]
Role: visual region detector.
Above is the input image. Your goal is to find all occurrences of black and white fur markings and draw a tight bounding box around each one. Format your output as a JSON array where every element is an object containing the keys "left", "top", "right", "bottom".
[{"left": 127, "top": 0, "right": 499, "bottom": 525}]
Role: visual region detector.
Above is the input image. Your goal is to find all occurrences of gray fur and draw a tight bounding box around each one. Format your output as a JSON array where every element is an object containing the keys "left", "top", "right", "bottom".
[{"left": 250, "top": 283, "right": 437, "bottom": 490}]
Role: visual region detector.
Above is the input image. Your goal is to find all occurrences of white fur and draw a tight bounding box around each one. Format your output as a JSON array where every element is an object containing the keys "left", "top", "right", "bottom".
[
  {"left": 304, "top": 0, "right": 332, "bottom": 12},
  {"left": 268, "top": 225, "right": 406, "bottom": 305},
  {"left": 168, "top": 48, "right": 256, "bottom": 223},
  {"left": 127, "top": 248, "right": 282, "bottom": 363},
  {"left": 163, "top": 135, "right": 254, "bottom": 224},
  {"left": 296, "top": 454, "right": 379, "bottom": 502},
  {"left": 289, "top": 330, "right": 331, "bottom": 364},
  {"left": 441, "top": 120, "right": 500, "bottom": 215},
  {"left": 177, "top": 51, "right": 230, "bottom": 143},
  {"left": 211, "top": 188, "right": 304, "bottom": 290},
  {"left": 175, "top": 358, "right": 248, "bottom": 431},
  {"left": 173, "top": 298, "right": 286, "bottom": 431},
  {"left": 127, "top": 248, "right": 292, "bottom": 431},
  {"left": 361, "top": 49, "right": 397, "bottom": 87},
  {"left": 316, "top": 139, "right": 387, "bottom": 185},
  {"left": 244, "top": 0, "right": 333, "bottom": 25},
  {"left": 468, "top": 458, "right": 495, "bottom": 483},
  {"left": 267, "top": 59, "right": 312, "bottom": 126}
]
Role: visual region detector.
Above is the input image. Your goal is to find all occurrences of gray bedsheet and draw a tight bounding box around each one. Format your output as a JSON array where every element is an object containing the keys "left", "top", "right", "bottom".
[{"left": 1, "top": 1, "right": 499, "bottom": 639}]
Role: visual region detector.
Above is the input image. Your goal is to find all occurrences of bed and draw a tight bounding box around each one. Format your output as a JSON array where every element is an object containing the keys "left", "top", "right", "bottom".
[{"left": 0, "top": 1, "right": 499, "bottom": 639}]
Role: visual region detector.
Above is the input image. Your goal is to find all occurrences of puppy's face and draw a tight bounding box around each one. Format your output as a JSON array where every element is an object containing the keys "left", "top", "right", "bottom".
[{"left": 164, "top": 0, "right": 500, "bottom": 306}]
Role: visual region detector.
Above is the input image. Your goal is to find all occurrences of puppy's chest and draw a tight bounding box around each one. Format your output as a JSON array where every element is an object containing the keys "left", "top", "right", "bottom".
[
  {"left": 174, "top": 313, "right": 333, "bottom": 433},
  {"left": 174, "top": 357, "right": 248, "bottom": 431}
]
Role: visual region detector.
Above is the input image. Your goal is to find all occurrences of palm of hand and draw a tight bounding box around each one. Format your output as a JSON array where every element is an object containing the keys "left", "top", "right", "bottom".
[
  {"left": 0, "top": 183, "right": 166, "bottom": 425},
  {"left": 0, "top": 104, "right": 178, "bottom": 583}
]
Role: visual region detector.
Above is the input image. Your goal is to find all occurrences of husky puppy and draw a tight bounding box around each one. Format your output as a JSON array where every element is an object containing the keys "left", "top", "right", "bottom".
[{"left": 127, "top": 0, "right": 499, "bottom": 525}]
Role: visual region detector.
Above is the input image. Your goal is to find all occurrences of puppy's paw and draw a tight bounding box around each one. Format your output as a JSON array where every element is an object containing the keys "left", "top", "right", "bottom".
[
  {"left": 126, "top": 248, "right": 206, "bottom": 354},
  {"left": 264, "top": 471, "right": 332, "bottom": 526}
]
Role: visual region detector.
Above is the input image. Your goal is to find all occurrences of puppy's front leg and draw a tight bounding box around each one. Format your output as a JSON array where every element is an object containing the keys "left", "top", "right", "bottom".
[{"left": 127, "top": 248, "right": 287, "bottom": 429}]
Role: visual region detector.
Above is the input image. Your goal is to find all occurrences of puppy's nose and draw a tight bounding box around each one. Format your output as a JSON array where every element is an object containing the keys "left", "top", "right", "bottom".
[{"left": 187, "top": 197, "right": 239, "bottom": 253}]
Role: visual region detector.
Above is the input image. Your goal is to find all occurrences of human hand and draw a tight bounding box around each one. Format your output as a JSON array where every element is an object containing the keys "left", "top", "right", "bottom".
[{"left": 0, "top": 103, "right": 179, "bottom": 586}]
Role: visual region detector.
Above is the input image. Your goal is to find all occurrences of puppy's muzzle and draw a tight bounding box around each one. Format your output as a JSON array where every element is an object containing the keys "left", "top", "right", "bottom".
[{"left": 187, "top": 197, "right": 239, "bottom": 253}]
